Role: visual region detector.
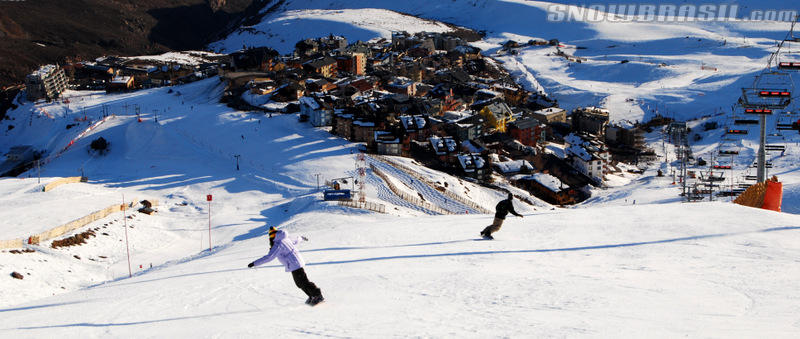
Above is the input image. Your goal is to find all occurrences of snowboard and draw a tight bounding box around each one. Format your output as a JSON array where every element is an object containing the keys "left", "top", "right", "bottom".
[{"left": 307, "top": 296, "right": 325, "bottom": 306}]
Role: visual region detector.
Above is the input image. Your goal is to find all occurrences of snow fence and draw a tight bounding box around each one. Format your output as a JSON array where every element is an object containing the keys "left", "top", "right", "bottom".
[
  {"left": 370, "top": 155, "right": 493, "bottom": 214},
  {"left": 42, "top": 176, "right": 87, "bottom": 192},
  {"left": 0, "top": 239, "right": 24, "bottom": 250},
  {"left": 370, "top": 164, "right": 451, "bottom": 215}
]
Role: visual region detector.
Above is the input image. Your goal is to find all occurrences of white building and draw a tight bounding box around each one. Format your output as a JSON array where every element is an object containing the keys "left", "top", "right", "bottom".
[
  {"left": 299, "top": 96, "right": 332, "bottom": 127},
  {"left": 564, "top": 133, "right": 610, "bottom": 182},
  {"left": 25, "top": 64, "right": 67, "bottom": 101}
]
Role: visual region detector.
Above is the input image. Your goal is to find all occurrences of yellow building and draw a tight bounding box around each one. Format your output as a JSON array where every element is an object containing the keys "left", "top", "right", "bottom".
[{"left": 479, "top": 101, "right": 515, "bottom": 132}]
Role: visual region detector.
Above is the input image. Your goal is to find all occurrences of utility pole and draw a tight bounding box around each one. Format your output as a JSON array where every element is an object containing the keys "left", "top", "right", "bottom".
[
  {"left": 36, "top": 159, "right": 41, "bottom": 184},
  {"left": 234, "top": 155, "right": 241, "bottom": 170},
  {"left": 314, "top": 173, "right": 321, "bottom": 191}
]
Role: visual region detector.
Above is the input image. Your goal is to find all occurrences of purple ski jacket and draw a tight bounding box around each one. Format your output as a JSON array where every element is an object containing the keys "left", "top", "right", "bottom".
[{"left": 252, "top": 230, "right": 306, "bottom": 272}]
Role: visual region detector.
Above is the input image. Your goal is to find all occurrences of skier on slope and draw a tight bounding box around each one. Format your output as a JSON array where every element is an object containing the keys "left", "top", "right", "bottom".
[
  {"left": 480, "top": 192, "right": 523, "bottom": 239},
  {"left": 247, "top": 226, "right": 324, "bottom": 305}
]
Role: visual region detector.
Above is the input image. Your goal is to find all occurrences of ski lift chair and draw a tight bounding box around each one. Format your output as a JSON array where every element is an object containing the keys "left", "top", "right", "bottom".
[
  {"left": 778, "top": 51, "right": 800, "bottom": 70},
  {"left": 776, "top": 111, "right": 800, "bottom": 130},
  {"left": 733, "top": 105, "right": 760, "bottom": 125},
  {"left": 718, "top": 140, "right": 740, "bottom": 156},
  {"left": 741, "top": 72, "right": 794, "bottom": 110}
]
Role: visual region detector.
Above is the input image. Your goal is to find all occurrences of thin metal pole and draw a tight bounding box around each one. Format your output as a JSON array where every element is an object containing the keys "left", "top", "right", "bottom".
[
  {"left": 730, "top": 154, "right": 734, "bottom": 202},
  {"left": 208, "top": 200, "right": 212, "bottom": 252},
  {"left": 123, "top": 194, "right": 132, "bottom": 278},
  {"left": 708, "top": 153, "right": 714, "bottom": 202}
]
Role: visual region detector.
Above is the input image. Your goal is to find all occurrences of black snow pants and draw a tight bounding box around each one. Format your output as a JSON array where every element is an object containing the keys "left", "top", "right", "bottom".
[{"left": 291, "top": 268, "right": 322, "bottom": 298}]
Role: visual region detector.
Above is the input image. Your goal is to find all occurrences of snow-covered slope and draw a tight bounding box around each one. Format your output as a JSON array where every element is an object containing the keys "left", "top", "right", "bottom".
[
  {"left": 0, "top": 77, "right": 519, "bottom": 306},
  {"left": 2, "top": 201, "right": 800, "bottom": 337},
  {"left": 211, "top": 8, "right": 453, "bottom": 54},
  {"left": 0, "top": 76, "right": 799, "bottom": 337},
  {"left": 213, "top": 0, "right": 799, "bottom": 123}
]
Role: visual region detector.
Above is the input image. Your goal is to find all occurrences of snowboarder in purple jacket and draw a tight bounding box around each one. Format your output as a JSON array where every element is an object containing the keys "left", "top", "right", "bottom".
[{"left": 248, "top": 227, "right": 324, "bottom": 305}]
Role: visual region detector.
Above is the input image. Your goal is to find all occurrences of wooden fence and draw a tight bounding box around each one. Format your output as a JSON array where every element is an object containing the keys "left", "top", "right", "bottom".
[
  {"left": 0, "top": 239, "right": 24, "bottom": 250},
  {"left": 338, "top": 200, "right": 387, "bottom": 214},
  {"left": 0, "top": 198, "right": 159, "bottom": 249},
  {"left": 42, "top": 176, "right": 88, "bottom": 192}
]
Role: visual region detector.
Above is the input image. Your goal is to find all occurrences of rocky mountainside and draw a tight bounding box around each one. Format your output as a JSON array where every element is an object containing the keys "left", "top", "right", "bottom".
[{"left": 0, "top": 0, "right": 271, "bottom": 87}]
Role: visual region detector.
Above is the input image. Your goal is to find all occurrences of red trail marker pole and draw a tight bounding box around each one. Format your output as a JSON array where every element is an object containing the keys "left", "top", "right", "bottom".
[{"left": 207, "top": 194, "right": 213, "bottom": 251}]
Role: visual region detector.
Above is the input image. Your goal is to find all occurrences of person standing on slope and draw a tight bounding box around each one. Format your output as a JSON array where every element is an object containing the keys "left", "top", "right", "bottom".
[
  {"left": 480, "top": 193, "right": 523, "bottom": 239},
  {"left": 247, "top": 226, "right": 324, "bottom": 305}
]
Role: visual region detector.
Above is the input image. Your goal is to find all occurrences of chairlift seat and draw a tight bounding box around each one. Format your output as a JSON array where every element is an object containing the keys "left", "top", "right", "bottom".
[
  {"left": 734, "top": 119, "right": 760, "bottom": 125},
  {"left": 726, "top": 129, "right": 748, "bottom": 135},
  {"left": 779, "top": 61, "right": 800, "bottom": 70}
]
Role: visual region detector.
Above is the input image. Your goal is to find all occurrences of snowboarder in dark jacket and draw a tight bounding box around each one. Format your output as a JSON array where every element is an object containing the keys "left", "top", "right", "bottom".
[
  {"left": 247, "top": 226, "right": 324, "bottom": 305},
  {"left": 480, "top": 193, "right": 523, "bottom": 239}
]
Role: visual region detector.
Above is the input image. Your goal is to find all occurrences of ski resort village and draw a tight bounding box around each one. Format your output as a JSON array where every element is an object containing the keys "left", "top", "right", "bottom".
[{"left": 1, "top": 0, "right": 800, "bottom": 337}]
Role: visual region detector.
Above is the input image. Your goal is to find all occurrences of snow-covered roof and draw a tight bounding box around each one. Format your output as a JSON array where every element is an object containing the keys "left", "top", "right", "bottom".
[
  {"left": 491, "top": 83, "right": 519, "bottom": 92},
  {"left": 476, "top": 89, "right": 501, "bottom": 98},
  {"left": 567, "top": 145, "right": 593, "bottom": 162},
  {"left": 462, "top": 140, "right": 482, "bottom": 153},
  {"left": 441, "top": 110, "right": 475, "bottom": 123},
  {"left": 298, "top": 96, "right": 320, "bottom": 110},
  {"left": 111, "top": 76, "right": 132, "bottom": 84},
  {"left": 353, "top": 120, "right": 375, "bottom": 127},
  {"left": 28, "top": 65, "right": 58, "bottom": 79},
  {"left": 530, "top": 173, "right": 562, "bottom": 192},
  {"left": 429, "top": 136, "right": 458, "bottom": 154},
  {"left": 399, "top": 115, "right": 427, "bottom": 131},
  {"left": 457, "top": 154, "right": 485, "bottom": 172},
  {"left": 534, "top": 107, "right": 566, "bottom": 116},
  {"left": 564, "top": 133, "right": 584, "bottom": 147},
  {"left": 493, "top": 160, "right": 533, "bottom": 174},
  {"left": 482, "top": 101, "right": 512, "bottom": 118},
  {"left": 565, "top": 133, "right": 604, "bottom": 162},
  {"left": 374, "top": 131, "right": 399, "bottom": 143},
  {"left": 577, "top": 106, "right": 610, "bottom": 115},
  {"left": 453, "top": 45, "right": 479, "bottom": 54}
]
